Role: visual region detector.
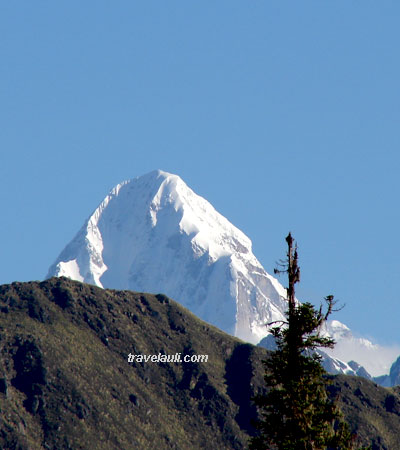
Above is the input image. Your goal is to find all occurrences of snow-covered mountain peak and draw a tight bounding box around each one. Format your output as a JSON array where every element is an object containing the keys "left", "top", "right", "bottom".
[
  {"left": 324, "top": 320, "right": 352, "bottom": 340},
  {"left": 47, "top": 170, "right": 287, "bottom": 343}
]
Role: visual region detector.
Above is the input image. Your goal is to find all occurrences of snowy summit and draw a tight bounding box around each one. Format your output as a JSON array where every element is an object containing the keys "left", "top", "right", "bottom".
[{"left": 47, "top": 170, "right": 288, "bottom": 343}]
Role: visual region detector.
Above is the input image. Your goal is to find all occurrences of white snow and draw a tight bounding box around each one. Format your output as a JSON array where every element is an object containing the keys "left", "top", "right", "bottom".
[{"left": 54, "top": 259, "right": 84, "bottom": 282}]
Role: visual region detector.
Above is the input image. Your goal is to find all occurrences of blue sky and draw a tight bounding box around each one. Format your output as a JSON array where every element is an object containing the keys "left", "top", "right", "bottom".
[{"left": 1, "top": 2, "right": 399, "bottom": 346}]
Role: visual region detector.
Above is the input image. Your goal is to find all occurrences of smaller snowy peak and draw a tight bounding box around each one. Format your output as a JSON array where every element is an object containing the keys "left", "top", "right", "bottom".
[
  {"left": 323, "top": 320, "right": 352, "bottom": 341},
  {"left": 257, "top": 334, "right": 370, "bottom": 378},
  {"left": 258, "top": 329, "right": 373, "bottom": 379},
  {"left": 321, "top": 320, "right": 400, "bottom": 377},
  {"left": 319, "top": 351, "right": 372, "bottom": 379}
]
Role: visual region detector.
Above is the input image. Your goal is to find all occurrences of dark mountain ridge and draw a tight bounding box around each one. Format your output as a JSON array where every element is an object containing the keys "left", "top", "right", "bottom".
[{"left": 0, "top": 278, "right": 399, "bottom": 449}]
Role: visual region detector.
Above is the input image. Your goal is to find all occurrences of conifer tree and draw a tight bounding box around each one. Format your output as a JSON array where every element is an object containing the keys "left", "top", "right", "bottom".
[{"left": 250, "top": 233, "right": 362, "bottom": 450}]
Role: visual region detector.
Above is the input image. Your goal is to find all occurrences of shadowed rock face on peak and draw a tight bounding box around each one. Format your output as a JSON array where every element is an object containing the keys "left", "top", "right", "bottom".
[{"left": 47, "top": 170, "right": 288, "bottom": 344}]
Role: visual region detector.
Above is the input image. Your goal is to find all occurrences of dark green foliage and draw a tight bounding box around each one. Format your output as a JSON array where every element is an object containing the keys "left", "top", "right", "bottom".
[
  {"left": 250, "top": 234, "right": 360, "bottom": 450},
  {"left": 251, "top": 302, "right": 356, "bottom": 449}
]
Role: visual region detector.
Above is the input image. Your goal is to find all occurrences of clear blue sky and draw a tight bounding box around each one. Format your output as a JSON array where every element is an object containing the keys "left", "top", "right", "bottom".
[{"left": 1, "top": 2, "right": 399, "bottom": 346}]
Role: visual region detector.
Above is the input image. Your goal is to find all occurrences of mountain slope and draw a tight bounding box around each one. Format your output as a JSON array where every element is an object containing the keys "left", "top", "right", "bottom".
[
  {"left": 1, "top": 278, "right": 400, "bottom": 449},
  {"left": 0, "top": 278, "right": 263, "bottom": 450}
]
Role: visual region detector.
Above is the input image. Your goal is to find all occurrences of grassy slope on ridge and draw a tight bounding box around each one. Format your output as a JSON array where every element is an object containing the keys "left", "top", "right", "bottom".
[
  {"left": 0, "top": 278, "right": 264, "bottom": 450},
  {"left": 0, "top": 278, "right": 398, "bottom": 449}
]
